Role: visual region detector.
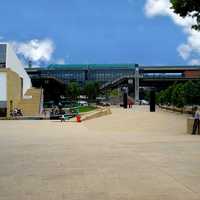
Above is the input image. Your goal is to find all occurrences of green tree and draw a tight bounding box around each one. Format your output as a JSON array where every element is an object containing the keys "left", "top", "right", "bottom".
[
  {"left": 183, "top": 81, "right": 198, "bottom": 105},
  {"left": 170, "top": 0, "right": 200, "bottom": 30},
  {"left": 106, "top": 89, "right": 120, "bottom": 98},
  {"left": 110, "top": 89, "right": 119, "bottom": 97},
  {"left": 163, "top": 85, "right": 175, "bottom": 105},
  {"left": 83, "top": 81, "right": 100, "bottom": 100},
  {"left": 66, "top": 81, "right": 80, "bottom": 100},
  {"left": 158, "top": 90, "right": 165, "bottom": 105},
  {"left": 158, "top": 80, "right": 200, "bottom": 107},
  {"left": 195, "top": 80, "right": 200, "bottom": 105},
  {"left": 171, "top": 83, "right": 185, "bottom": 108}
]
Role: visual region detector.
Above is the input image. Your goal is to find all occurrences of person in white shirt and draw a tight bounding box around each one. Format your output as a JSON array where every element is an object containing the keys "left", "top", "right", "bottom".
[{"left": 192, "top": 107, "right": 200, "bottom": 135}]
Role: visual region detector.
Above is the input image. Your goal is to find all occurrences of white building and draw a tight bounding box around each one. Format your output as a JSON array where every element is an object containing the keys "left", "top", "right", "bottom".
[{"left": 0, "top": 43, "right": 42, "bottom": 117}]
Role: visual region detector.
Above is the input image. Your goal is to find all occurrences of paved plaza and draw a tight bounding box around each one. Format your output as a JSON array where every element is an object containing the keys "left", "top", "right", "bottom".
[{"left": 0, "top": 106, "right": 200, "bottom": 200}]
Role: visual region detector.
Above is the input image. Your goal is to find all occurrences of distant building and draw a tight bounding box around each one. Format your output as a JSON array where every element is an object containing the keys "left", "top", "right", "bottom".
[
  {"left": 26, "top": 64, "right": 200, "bottom": 87},
  {"left": 26, "top": 64, "right": 136, "bottom": 85},
  {"left": 26, "top": 64, "right": 200, "bottom": 102},
  {"left": 0, "top": 43, "right": 42, "bottom": 117}
]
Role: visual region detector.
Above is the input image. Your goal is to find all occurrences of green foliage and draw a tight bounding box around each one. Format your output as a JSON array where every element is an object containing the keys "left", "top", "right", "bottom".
[
  {"left": 184, "top": 81, "right": 198, "bottom": 105},
  {"left": 143, "top": 90, "right": 150, "bottom": 101},
  {"left": 66, "top": 81, "right": 80, "bottom": 100},
  {"left": 164, "top": 85, "right": 174, "bottom": 105},
  {"left": 170, "top": 0, "right": 200, "bottom": 30},
  {"left": 171, "top": 83, "right": 185, "bottom": 108},
  {"left": 157, "top": 80, "right": 200, "bottom": 108},
  {"left": 106, "top": 89, "right": 120, "bottom": 97},
  {"left": 157, "top": 90, "right": 165, "bottom": 105},
  {"left": 83, "top": 81, "right": 100, "bottom": 100},
  {"left": 110, "top": 89, "right": 119, "bottom": 97}
]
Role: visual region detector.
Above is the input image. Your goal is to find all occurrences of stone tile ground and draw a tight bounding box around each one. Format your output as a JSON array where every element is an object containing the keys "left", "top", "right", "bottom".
[{"left": 0, "top": 106, "right": 200, "bottom": 200}]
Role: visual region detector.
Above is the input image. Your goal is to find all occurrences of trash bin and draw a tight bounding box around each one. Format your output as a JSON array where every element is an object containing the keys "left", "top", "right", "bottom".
[{"left": 76, "top": 115, "right": 81, "bottom": 123}]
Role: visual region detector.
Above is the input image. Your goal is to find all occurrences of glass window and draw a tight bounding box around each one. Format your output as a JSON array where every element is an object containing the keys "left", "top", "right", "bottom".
[{"left": 0, "top": 44, "right": 6, "bottom": 68}]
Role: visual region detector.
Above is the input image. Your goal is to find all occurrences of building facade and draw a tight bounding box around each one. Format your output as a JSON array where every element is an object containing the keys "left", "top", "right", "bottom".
[
  {"left": 0, "top": 43, "right": 34, "bottom": 117},
  {"left": 26, "top": 64, "right": 200, "bottom": 87},
  {"left": 27, "top": 64, "right": 136, "bottom": 85}
]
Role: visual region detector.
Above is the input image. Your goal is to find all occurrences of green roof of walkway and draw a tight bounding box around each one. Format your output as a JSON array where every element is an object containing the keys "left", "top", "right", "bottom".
[{"left": 26, "top": 64, "right": 200, "bottom": 71}]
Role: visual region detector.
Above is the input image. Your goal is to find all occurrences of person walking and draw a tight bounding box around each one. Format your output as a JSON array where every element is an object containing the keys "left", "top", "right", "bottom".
[
  {"left": 192, "top": 107, "right": 200, "bottom": 135},
  {"left": 128, "top": 96, "right": 134, "bottom": 108}
]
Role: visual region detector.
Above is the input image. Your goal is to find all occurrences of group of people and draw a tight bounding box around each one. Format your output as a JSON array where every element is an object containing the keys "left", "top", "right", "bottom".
[
  {"left": 10, "top": 108, "right": 23, "bottom": 118},
  {"left": 50, "top": 106, "right": 65, "bottom": 116},
  {"left": 192, "top": 107, "right": 200, "bottom": 135}
]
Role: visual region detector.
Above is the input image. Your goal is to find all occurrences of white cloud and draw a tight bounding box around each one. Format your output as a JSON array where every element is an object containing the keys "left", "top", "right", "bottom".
[
  {"left": 145, "top": 0, "right": 170, "bottom": 17},
  {"left": 145, "top": 0, "right": 195, "bottom": 27},
  {"left": 56, "top": 58, "right": 65, "bottom": 64},
  {"left": 189, "top": 59, "right": 200, "bottom": 65},
  {"left": 177, "top": 44, "right": 191, "bottom": 60},
  {"left": 144, "top": 0, "right": 200, "bottom": 64},
  {"left": 11, "top": 38, "right": 55, "bottom": 63}
]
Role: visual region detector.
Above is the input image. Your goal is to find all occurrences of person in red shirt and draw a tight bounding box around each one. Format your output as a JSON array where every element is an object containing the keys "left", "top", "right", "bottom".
[{"left": 128, "top": 97, "right": 134, "bottom": 108}]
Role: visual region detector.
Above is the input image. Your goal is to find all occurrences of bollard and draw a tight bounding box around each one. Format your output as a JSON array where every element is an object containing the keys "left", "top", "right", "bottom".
[{"left": 150, "top": 90, "right": 156, "bottom": 112}]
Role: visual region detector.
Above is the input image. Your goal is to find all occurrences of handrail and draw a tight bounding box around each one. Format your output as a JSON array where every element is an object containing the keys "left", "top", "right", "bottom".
[{"left": 100, "top": 74, "right": 189, "bottom": 90}]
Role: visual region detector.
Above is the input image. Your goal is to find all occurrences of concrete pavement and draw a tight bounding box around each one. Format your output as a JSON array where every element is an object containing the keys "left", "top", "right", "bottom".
[{"left": 0, "top": 106, "right": 200, "bottom": 200}]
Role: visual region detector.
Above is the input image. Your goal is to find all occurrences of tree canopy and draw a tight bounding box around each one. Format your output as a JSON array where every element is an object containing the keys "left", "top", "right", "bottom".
[
  {"left": 170, "top": 0, "right": 200, "bottom": 30},
  {"left": 157, "top": 80, "right": 200, "bottom": 108},
  {"left": 66, "top": 81, "right": 80, "bottom": 100},
  {"left": 83, "top": 81, "right": 100, "bottom": 100}
]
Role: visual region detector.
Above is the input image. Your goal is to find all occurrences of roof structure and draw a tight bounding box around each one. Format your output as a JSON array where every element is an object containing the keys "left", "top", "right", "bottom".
[
  {"left": 47, "top": 63, "right": 137, "bottom": 70},
  {"left": 26, "top": 64, "right": 200, "bottom": 71}
]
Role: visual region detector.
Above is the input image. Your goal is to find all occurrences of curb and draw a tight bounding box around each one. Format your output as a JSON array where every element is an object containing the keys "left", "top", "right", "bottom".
[{"left": 81, "top": 108, "right": 112, "bottom": 121}]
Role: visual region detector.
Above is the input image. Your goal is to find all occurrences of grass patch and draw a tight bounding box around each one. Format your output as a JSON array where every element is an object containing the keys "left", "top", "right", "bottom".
[{"left": 79, "top": 106, "right": 96, "bottom": 113}]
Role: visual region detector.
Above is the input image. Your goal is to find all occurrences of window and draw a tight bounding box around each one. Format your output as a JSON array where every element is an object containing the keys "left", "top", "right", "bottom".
[{"left": 0, "top": 44, "right": 6, "bottom": 68}]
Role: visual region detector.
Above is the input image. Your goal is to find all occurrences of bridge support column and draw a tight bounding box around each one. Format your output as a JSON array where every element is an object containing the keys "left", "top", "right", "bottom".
[{"left": 135, "top": 65, "right": 140, "bottom": 104}]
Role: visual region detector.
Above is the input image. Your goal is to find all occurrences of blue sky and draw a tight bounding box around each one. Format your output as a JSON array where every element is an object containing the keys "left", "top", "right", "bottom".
[{"left": 0, "top": 0, "right": 197, "bottom": 66}]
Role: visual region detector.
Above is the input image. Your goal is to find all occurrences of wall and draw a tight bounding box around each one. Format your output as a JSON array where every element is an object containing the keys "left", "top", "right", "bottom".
[
  {"left": 6, "top": 44, "right": 32, "bottom": 95},
  {"left": 6, "top": 69, "right": 22, "bottom": 116},
  {"left": 184, "top": 70, "right": 200, "bottom": 78},
  {"left": 0, "top": 72, "right": 7, "bottom": 102},
  {"left": 0, "top": 71, "right": 7, "bottom": 116}
]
